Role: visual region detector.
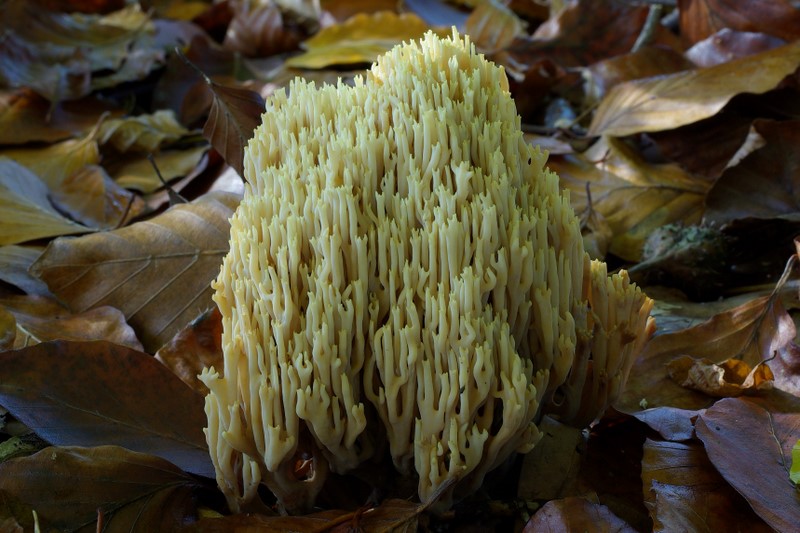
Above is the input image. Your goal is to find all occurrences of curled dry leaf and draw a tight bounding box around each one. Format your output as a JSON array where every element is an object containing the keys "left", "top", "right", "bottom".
[
  {"left": 685, "top": 29, "right": 786, "bottom": 68},
  {"left": 0, "top": 445, "right": 203, "bottom": 532},
  {"left": 588, "top": 40, "right": 800, "bottom": 137},
  {"left": 285, "top": 11, "right": 433, "bottom": 69},
  {"left": 632, "top": 407, "right": 699, "bottom": 442},
  {"left": 0, "top": 294, "right": 142, "bottom": 351},
  {"left": 666, "top": 356, "right": 774, "bottom": 398},
  {"left": 696, "top": 396, "right": 800, "bottom": 532},
  {"left": 642, "top": 439, "right": 773, "bottom": 532},
  {"left": 523, "top": 497, "right": 637, "bottom": 533},
  {"left": 465, "top": 0, "right": 526, "bottom": 53},
  {"left": 155, "top": 306, "right": 223, "bottom": 396},
  {"left": 617, "top": 294, "right": 796, "bottom": 413},
  {"left": 223, "top": 0, "right": 304, "bottom": 57},
  {"left": 0, "top": 89, "right": 71, "bottom": 145},
  {"left": 0, "top": 340, "right": 213, "bottom": 476},
  {"left": 30, "top": 191, "right": 240, "bottom": 352},
  {"left": 98, "top": 109, "right": 191, "bottom": 153},
  {"left": 0, "top": 158, "right": 89, "bottom": 245}
]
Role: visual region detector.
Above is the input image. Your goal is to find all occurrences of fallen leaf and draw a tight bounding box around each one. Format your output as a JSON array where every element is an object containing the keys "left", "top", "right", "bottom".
[
  {"left": 286, "top": 12, "right": 433, "bottom": 69},
  {"left": 696, "top": 396, "right": 800, "bottom": 532},
  {"left": 0, "top": 490, "right": 35, "bottom": 533},
  {"left": 202, "top": 80, "right": 265, "bottom": 178},
  {"left": 30, "top": 191, "right": 239, "bottom": 352},
  {"left": 642, "top": 439, "right": 773, "bottom": 532},
  {"left": 98, "top": 109, "right": 192, "bottom": 153},
  {"left": 0, "top": 129, "right": 100, "bottom": 190},
  {"left": 109, "top": 144, "right": 208, "bottom": 193},
  {"left": 465, "top": 0, "right": 526, "bottom": 53},
  {"left": 666, "top": 356, "right": 774, "bottom": 398},
  {"left": 588, "top": 40, "right": 800, "bottom": 137},
  {"left": 685, "top": 29, "right": 787, "bottom": 68},
  {"left": 0, "top": 294, "right": 141, "bottom": 351},
  {"left": 517, "top": 416, "right": 587, "bottom": 501},
  {"left": 0, "top": 2, "right": 163, "bottom": 102},
  {"left": 792, "top": 440, "right": 800, "bottom": 484},
  {"left": 678, "top": 0, "right": 800, "bottom": 46},
  {"left": 50, "top": 165, "right": 144, "bottom": 230},
  {"left": 0, "top": 158, "right": 89, "bottom": 245},
  {"left": 704, "top": 119, "right": 800, "bottom": 224},
  {"left": 551, "top": 137, "right": 708, "bottom": 261},
  {"left": 155, "top": 306, "right": 223, "bottom": 396},
  {"left": 0, "top": 445, "right": 204, "bottom": 532},
  {"left": 187, "top": 498, "right": 423, "bottom": 532},
  {"left": 0, "top": 245, "right": 49, "bottom": 296},
  {"left": 0, "top": 340, "right": 213, "bottom": 476},
  {"left": 632, "top": 407, "right": 699, "bottom": 442},
  {"left": 0, "top": 89, "right": 71, "bottom": 145},
  {"left": 223, "top": 1, "right": 303, "bottom": 57},
  {"left": 617, "top": 294, "right": 796, "bottom": 413},
  {"left": 523, "top": 497, "right": 636, "bottom": 533},
  {"left": 501, "top": 0, "right": 679, "bottom": 69}
]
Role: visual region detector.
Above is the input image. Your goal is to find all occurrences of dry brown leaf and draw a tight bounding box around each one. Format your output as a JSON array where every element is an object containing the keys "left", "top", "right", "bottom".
[
  {"left": 0, "top": 89, "right": 71, "bottom": 145},
  {"left": 705, "top": 119, "right": 800, "bottom": 224},
  {"left": 0, "top": 2, "right": 163, "bottom": 101},
  {"left": 286, "top": 11, "right": 434, "bottom": 69},
  {"left": 0, "top": 340, "right": 213, "bottom": 475},
  {"left": 0, "top": 131, "right": 100, "bottom": 190},
  {"left": 642, "top": 439, "right": 773, "bottom": 532},
  {"left": 551, "top": 137, "right": 708, "bottom": 261},
  {"left": 155, "top": 306, "right": 222, "bottom": 396},
  {"left": 0, "top": 245, "right": 49, "bottom": 296},
  {"left": 0, "top": 446, "right": 203, "bottom": 532},
  {"left": 98, "top": 110, "right": 191, "bottom": 153},
  {"left": 30, "top": 191, "right": 240, "bottom": 352},
  {"left": 109, "top": 144, "right": 208, "bottom": 193},
  {"left": 696, "top": 396, "right": 800, "bottom": 532},
  {"left": 202, "top": 80, "right": 264, "bottom": 178},
  {"left": 632, "top": 407, "right": 699, "bottom": 442},
  {"left": 517, "top": 416, "right": 586, "bottom": 501},
  {"left": 223, "top": 1, "right": 304, "bottom": 57},
  {"left": 523, "top": 497, "right": 637, "bottom": 532},
  {"left": 666, "top": 356, "right": 774, "bottom": 398},
  {"left": 0, "top": 294, "right": 141, "bottom": 351},
  {"left": 0, "top": 158, "right": 89, "bottom": 245},
  {"left": 588, "top": 40, "right": 800, "bottom": 137},
  {"left": 678, "top": 0, "right": 800, "bottom": 46},
  {"left": 686, "top": 29, "right": 787, "bottom": 68},
  {"left": 465, "top": 0, "right": 526, "bottom": 53},
  {"left": 617, "top": 294, "right": 796, "bottom": 413},
  {"left": 50, "top": 165, "right": 144, "bottom": 230}
]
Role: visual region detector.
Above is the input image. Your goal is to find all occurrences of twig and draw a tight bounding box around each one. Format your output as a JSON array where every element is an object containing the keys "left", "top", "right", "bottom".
[{"left": 632, "top": 4, "right": 664, "bottom": 53}]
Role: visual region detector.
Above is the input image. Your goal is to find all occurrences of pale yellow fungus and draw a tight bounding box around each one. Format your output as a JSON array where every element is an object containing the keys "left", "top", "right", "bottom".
[{"left": 200, "top": 29, "right": 654, "bottom": 514}]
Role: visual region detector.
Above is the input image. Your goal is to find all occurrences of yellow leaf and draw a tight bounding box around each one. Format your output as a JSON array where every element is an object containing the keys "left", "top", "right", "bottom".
[
  {"left": 99, "top": 110, "right": 191, "bottom": 153},
  {"left": 465, "top": 0, "right": 526, "bottom": 53},
  {"left": 0, "top": 133, "right": 99, "bottom": 190},
  {"left": 666, "top": 356, "right": 774, "bottom": 398},
  {"left": 588, "top": 40, "right": 800, "bottom": 137},
  {"left": 0, "top": 158, "right": 89, "bottom": 245},
  {"left": 109, "top": 145, "right": 208, "bottom": 193},
  {"left": 286, "top": 12, "right": 434, "bottom": 69}
]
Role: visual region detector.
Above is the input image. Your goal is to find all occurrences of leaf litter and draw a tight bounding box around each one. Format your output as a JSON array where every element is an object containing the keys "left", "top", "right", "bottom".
[{"left": 1, "top": 0, "right": 800, "bottom": 531}]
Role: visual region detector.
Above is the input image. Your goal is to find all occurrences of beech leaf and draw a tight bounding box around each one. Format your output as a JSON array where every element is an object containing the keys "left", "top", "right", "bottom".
[
  {"left": 588, "top": 40, "right": 800, "bottom": 137},
  {"left": 0, "top": 340, "right": 213, "bottom": 477},
  {"left": 523, "top": 497, "right": 637, "bottom": 533},
  {"left": 30, "top": 191, "right": 240, "bottom": 352},
  {"left": 202, "top": 80, "right": 264, "bottom": 178},
  {"left": 98, "top": 109, "right": 191, "bottom": 153},
  {"left": 0, "top": 158, "right": 89, "bottom": 245},
  {"left": 642, "top": 439, "right": 773, "bottom": 532},
  {"left": 695, "top": 396, "right": 800, "bottom": 532},
  {"left": 0, "top": 445, "right": 203, "bottom": 532}
]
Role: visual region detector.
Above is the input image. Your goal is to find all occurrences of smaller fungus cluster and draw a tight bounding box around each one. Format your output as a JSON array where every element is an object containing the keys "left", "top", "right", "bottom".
[{"left": 200, "top": 29, "right": 655, "bottom": 514}]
